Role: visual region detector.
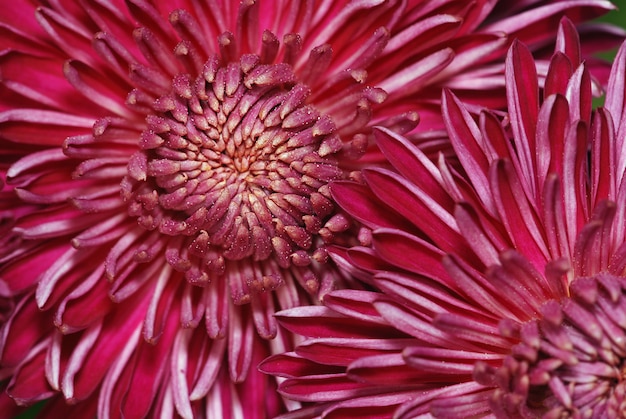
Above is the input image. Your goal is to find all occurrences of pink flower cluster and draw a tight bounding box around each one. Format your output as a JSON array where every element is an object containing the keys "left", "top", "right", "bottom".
[{"left": 0, "top": 0, "right": 625, "bottom": 418}]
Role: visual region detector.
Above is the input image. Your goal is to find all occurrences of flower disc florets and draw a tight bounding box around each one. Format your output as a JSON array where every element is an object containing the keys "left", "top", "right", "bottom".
[
  {"left": 478, "top": 270, "right": 626, "bottom": 418},
  {"left": 121, "top": 51, "right": 342, "bottom": 292}
]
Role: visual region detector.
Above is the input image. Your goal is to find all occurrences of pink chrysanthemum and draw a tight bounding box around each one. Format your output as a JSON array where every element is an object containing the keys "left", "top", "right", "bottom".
[
  {"left": 261, "top": 18, "right": 626, "bottom": 418},
  {"left": 0, "top": 1, "right": 621, "bottom": 417}
]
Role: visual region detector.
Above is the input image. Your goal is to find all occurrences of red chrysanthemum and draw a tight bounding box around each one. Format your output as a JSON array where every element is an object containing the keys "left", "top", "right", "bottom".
[
  {"left": 262, "top": 18, "right": 626, "bottom": 418},
  {"left": 0, "top": 1, "right": 621, "bottom": 417}
]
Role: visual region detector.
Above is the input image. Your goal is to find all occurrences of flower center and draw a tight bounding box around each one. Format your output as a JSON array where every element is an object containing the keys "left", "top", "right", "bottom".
[
  {"left": 122, "top": 54, "right": 343, "bottom": 283},
  {"left": 480, "top": 273, "right": 626, "bottom": 416}
]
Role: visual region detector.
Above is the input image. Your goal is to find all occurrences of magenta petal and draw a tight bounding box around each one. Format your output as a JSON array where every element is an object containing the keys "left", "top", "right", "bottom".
[
  {"left": 0, "top": 240, "right": 68, "bottom": 296},
  {"left": 544, "top": 52, "right": 574, "bottom": 98},
  {"left": 379, "top": 48, "right": 454, "bottom": 96},
  {"left": 102, "top": 280, "right": 181, "bottom": 418},
  {"left": 393, "top": 382, "right": 487, "bottom": 419},
  {"left": 373, "top": 126, "right": 454, "bottom": 210},
  {"left": 275, "top": 306, "right": 396, "bottom": 339},
  {"left": 323, "top": 289, "right": 390, "bottom": 325},
  {"left": 441, "top": 89, "right": 496, "bottom": 216},
  {"left": 6, "top": 339, "right": 56, "bottom": 405},
  {"left": 259, "top": 352, "right": 345, "bottom": 379},
  {"left": 0, "top": 50, "right": 88, "bottom": 114},
  {"left": 490, "top": 159, "right": 550, "bottom": 269},
  {"left": 362, "top": 168, "right": 462, "bottom": 252},
  {"left": 605, "top": 40, "right": 626, "bottom": 124},
  {"left": 330, "top": 180, "right": 410, "bottom": 231},
  {"left": 189, "top": 336, "right": 227, "bottom": 401},
  {"left": 347, "top": 353, "right": 435, "bottom": 385},
  {"left": 590, "top": 108, "right": 615, "bottom": 208},
  {"left": 295, "top": 337, "right": 413, "bottom": 367},
  {"left": 278, "top": 373, "right": 372, "bottom": 403},
  {"left": 535, "top": 94, "right": 569, "bottom": 193},
  {"left": 403, "top": 346, "right": 502, "bottom": 375},
  {"left": 483, "top": 2, "right": 615, "bottom": 48},
  {"left": 321, "top": 391, "right": 418, "bottom": 419},
  {"left": 344, "top": 246, "right": 395, "bottom": 273},
  {"left": 374, "top": 271, "right": 484, "bottom": 320},
  {"left": 62, "top": 290, "right": 151, "bottom": 402},
  {"left": 371, "top": 228, "right": 452, "bottom": 286},
  {"left": 0, "top": 109, "right": 94, "bottom": 145},
  {"left": 555, "top": 17, "right": 582, "bottom": 68},
  {"left": 64, "top": 60, "right": 135, "bottom": 118},
  {"left": 0, "top": 295, "right": 52, "bottom": 367},
  {"left": 505, "top": 40, "right": 540, "bottom": 196},
  {"left": 433, "top": 33, "right": 508, "bottom": 83},
  {"left": 228, "top": 303, "right": 255, "bottom": 383},
  {"left": 373, "top": 300, "right": 457, "bottom": 348},
  {"left": 53, "top": 264, "right": 111, "bottom": 333},
  {"left": 565, "top": 64, "right": 592, "bottom": 126}
]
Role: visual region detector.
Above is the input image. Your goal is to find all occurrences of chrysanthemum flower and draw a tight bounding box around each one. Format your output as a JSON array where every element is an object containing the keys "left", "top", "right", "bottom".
[
  {"left": 261, "top": 17, "right": 626, "bottom": 418},
  {"left": 0, "top": 0, "right": 622, "bottom": 417}
]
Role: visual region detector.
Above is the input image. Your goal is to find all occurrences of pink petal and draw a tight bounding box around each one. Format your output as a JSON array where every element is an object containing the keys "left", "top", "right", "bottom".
[
  {"left": 278, "top": 373, "right": 372, "bottom": 402},
  {"left": 0, "top": 295, "right": 52, "bottom": 367},
  {"left": 0, "top": 240, "right": 68, "bottom": 296},
  {"left": 227, "top": 302, "right": 255, "bottom": 382},
  {"left": 259, "top": 352, "right": 344, "bottom": 379},
  {"left": 565, "top": 63, "right": 592, "bottom": 126},
  {"left": 321, "top": 390, "right": 418, "bottom": 419},
  {"left": 379, "top": 48, "right": 454, "bottom": 96},
  {"left": 482, "top": 1, "right": 615, "bottom": 48},
  {"left": 62, "top": 289, "right": 152, "bottom": 402},
  {"left": 0, "top": 51, "right": 90, "bottom": 114},
  {"left": 347, "top": 353, "right": 436, "bottom": 385},
  {"left": 374, "top": 271, "right": 483, "bottom": 320},
  {"left": 53, "top": 264, "right": 111, "bottom": 333},
  {"left": 555, "top": 17, "right": 581, "bottom": 67},
  {"left": 35, "top": 6, "right": 98, "bottom": 66},
  {"left": 6, "top": 339, "right": 56, "bottom": 404},
  {"left": 295, "top": 337, "right": 413, "bottom": 367},
  {"left": 119, "top": 305, "right": 182, "bottom": 418},
  {"left": 442, "top": 89, "right": 495, "bottom": 214},
  {"left": 535, "top": 94, "right": 569, "bottom": 193},
  {"left": 0, "top": 109, "right": 94, "bottom": 145},
  {"left": 372, "top": 228, "right": 451, "bottom": 285},
  {"left": 490, "top": 159, "right": 550, "bottom": 269},
  {"left": 330, "top": 180, "right": 413, "bottom": 231},
  {"left": 323, "top": 289, "right": 391, "bottom": 326},
  {"left": 373, "top": 126, "right": 454, "bottom": 210},
  {"left": 275, "top": 306, "right": 395, "bottom": 339},
  {"left": 362, "top": 168, "right": 462, "bottom": 252},
  {"left": 544, "top": 52, "right": 574, "bottom": 98},
  {"left": 505, "top": 40, "right": 540, "bottom": 198}
]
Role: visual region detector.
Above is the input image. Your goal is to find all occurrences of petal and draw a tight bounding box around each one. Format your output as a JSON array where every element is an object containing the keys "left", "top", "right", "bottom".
[
  {"left": 373, "top": 126, "right": 454, "bottom": 211},
  {"left": 442, "top": 89, "right": 495, "bottom": 214},
  {"left": 330, "top": 180, "right": 411, "bottom": 231},
  {"left": 347, "top": 353, "right": 438, "bottom": 385},
  {"left": 6, "top": 339, "right": 56, "bottom": 405},
  {"left": 362, "top": 168, "right": 461, "bottom": 252},
  {"left": 278, "top": 373, "right": 372, "bottom": 403},
  {"left": 295, "top": 337, "right": 413, "bottom": 367},
  {"left": 0, "top": 109, "right": 94, "bottom": 145},
  {"left": 371, "top": 228, "right": 451, "bottom": 287},
  {"left": 259, "top": 352, "right": 344, "bottom": 379},
  {"left": 275, "top": 306, "right": 394, "bottom": 339},
  {"left": 505, "top": 40, "right": 540, "bottom": 198}
]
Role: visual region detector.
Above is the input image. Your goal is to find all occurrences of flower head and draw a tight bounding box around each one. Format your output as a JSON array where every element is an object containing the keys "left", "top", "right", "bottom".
[
  {"left": 0, "top": 0, "right": 622, "bottom": 417},
  {"left": 262, "top": 17, "right": 626, "bottom": 418}
]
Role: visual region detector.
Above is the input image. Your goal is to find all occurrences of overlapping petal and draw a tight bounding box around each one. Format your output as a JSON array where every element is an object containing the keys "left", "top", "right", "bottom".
[
  {"left": 0, "top": 1, "right": 624, "bottom": 417},
  {"left": 263, "top": 17, "right": 626, "bottom": 418}
]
